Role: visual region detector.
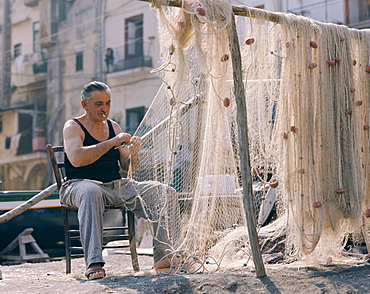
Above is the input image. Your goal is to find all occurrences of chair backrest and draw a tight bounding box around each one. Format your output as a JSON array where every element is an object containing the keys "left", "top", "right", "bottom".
[{"left": 46, "top": 144, "right": 65, "bottom": 190}]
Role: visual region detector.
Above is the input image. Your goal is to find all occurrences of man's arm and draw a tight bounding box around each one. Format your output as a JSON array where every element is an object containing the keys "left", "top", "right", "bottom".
[{"left": 64, "top": 119, "right": 131, "bottom": 167}]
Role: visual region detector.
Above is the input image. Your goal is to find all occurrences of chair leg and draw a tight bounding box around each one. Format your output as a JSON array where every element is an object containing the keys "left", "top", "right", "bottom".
[
  {"left": 127, "top": 211, "right": 140, "bottom": 272},
  {"left": 62, "top": 206, "right": 72, "bottom": 274}
]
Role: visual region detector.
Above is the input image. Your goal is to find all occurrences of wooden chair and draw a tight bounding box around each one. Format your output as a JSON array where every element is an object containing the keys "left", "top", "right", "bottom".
[{"left": 46, "top": 144, "right": 140, "bottom": 274}]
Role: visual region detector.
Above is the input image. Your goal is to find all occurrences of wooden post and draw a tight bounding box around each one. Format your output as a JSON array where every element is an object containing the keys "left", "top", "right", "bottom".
[
  {"left": 138, "top": 0, "right": 266, "bottom": 277},
  {"left": 227, "top": 12, "right": 266, "bottom": 278}
]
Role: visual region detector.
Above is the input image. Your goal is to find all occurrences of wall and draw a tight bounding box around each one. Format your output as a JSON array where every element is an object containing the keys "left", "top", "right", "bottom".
[
  {"left": 104, "top": 0, "right": 162, "bottom": 132},
  {"left": 11, "top": 0, "right": 41, "bottom": 89}
]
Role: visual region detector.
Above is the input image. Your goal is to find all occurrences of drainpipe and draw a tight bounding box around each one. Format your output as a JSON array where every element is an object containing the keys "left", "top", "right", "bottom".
[
  {"left": 276, "top": 0, "right": 283, "bottom": 12},
  {"left": 344, "top": 0, "right": 349, "bottom": 25},
  {"left": 96, "top": 0, "right": 105, "bottom": 82},
  {"left": 1, "top": 0, "right": 11, "bottom": 108}
]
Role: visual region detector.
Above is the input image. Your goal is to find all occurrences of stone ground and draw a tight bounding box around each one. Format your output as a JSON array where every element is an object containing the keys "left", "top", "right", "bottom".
[{"left": 1, "top": 252, "right": 370, "bottom": 294}]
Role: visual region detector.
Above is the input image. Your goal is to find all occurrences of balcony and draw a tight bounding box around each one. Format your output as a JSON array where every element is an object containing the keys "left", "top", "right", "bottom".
[
  {"left": 33, "top": 50, "right": 48, "bottom": 74},
  {"left": 105, "top": 42, "right": 153, "bottom": 74},
  {"left": 24, "top": 0, "right": 39, "bottom": 7},
  {"left": 108, "top": 56, "right": 152, "bottom": 73},
  {"left": 33, "top": 61, "right": 47, "bottom": 74}
]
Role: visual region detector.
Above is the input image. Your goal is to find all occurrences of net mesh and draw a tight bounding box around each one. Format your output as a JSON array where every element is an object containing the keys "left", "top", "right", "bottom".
[{"left": 130, "top": 0, "right": 370, "bottom": 271}]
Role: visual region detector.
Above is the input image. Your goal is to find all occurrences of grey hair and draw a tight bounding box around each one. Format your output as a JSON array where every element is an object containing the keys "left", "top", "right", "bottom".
[{"left": 81, "top": 81, "right": 111, "bottom": 101}]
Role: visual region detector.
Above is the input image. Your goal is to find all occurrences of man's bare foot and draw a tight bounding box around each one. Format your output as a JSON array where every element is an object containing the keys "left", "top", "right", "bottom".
[
  {"left": 85, "top": 263, "right": 106, "bottom": 280},
  {"left": 154, "top": 256, "right": 182, "bottom": 270}
]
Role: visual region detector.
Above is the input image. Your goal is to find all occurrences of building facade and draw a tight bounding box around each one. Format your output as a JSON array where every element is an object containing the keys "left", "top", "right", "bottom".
[
  {"left": 0, "top": 0, "right": 161, "bottom": 190},
  {"left": 0, "top": 0, "right": 48, "bottom": 190},
  {"left": 0, "top": 0, "right": 369, "bottom": 190}
]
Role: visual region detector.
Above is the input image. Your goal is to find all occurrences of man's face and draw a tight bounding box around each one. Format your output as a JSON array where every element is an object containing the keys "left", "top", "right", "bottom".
[{"left": 83, "top": 90, "right": 111, "bottom": 121}]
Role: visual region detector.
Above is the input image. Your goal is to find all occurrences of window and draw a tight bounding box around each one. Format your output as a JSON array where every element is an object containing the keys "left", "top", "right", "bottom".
[
  {"left": 33, "top": 21, "right": 40, "bottom": 53},
  {"left": 125, "top": 15, "right": 143, "bottom": 59},
  {"left": 359, "top": 0, "right": 370, "bottom": 21},
  {"left": 14, "top": 43, "right": 22, "bottom": 59},
  {"left": 58, "top": 0, "right": 67, "bottom": 21},
  {"left": 17, "top": 113, "right": 33, "bottom": 155},
  {"left": 126, "top": 107, "right": 145, "bottom": 135},
  {"left": 76, "top": 52, "right": 83, "bottom": 71}
]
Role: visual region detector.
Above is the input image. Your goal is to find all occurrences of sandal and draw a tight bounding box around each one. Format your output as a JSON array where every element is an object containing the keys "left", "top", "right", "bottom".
[
  {"left": 156, "top": 267, "right": 172, "bottom": 273},
  {"left": 85, "top": 267, "right": 106, "bottom": 280}
]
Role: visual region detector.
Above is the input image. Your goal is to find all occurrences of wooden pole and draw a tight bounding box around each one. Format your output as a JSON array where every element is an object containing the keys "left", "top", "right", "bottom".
[
  {"left": 139, "top": 0, "right": 266, "bottom": 277},
  {"left": 139, "top": 0, "right": 283, "bottom": 23},
  {"left": 344, "top": 0, "right": 350, "bottom": 25},
  {"left": 227, "top": 12, "right": 266, "bottom": 278},
  {"left": 0, "top": 184, "right": 58, "bottom": 223}
]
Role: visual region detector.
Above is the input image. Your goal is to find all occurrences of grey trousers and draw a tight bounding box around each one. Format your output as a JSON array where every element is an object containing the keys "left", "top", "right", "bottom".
[{"left": 59, "top": 178, "right": 180, "bottom": 269}]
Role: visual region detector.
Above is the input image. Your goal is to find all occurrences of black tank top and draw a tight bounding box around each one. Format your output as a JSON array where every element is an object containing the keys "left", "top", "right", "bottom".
[{"left": 64, "top": 118, "right": 121, "bottom": 183}]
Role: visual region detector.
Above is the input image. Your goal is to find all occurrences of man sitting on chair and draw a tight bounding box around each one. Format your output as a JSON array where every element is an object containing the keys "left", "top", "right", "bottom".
[{"left": 60, "top": 81, "right": 180, "bottom": 280}]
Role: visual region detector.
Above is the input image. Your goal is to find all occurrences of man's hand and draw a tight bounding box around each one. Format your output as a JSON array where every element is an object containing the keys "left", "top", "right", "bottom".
[
  {"left": 129, "top": 136, "right": 142, "bottom": 154},
  {"left": 127, "top": 136, "right": 142, "bottom": 172},
  {"left": 117, "top": 136, "right": 141, "bottom": 173},
  {"left": 115, "top": 132, "right": 132, "bottom": 148}
]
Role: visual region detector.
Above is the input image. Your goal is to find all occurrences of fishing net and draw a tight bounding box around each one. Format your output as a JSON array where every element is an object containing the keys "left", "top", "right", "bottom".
[{"left": 131, "top": 0, "right": 370, "bottom": 272}]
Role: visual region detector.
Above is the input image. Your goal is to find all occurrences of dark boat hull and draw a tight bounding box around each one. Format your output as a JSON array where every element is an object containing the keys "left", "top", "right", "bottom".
[
  {"left": 0, "top": 191, "right": 76, "bottom": 258},
  {"left": 0, "top": 191, "right": 126, "bottom": 259}
]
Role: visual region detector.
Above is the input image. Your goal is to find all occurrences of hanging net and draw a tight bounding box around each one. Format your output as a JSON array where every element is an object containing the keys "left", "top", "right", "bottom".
[{"left": 131, "top": 0, "right": 370, "bottom": 272}]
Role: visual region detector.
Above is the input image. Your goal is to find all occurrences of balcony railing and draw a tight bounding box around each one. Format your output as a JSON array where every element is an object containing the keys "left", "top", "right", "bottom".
[
  {"left": 105, "top": 42, "right": 153, "bottom": 73},
  {"left": 33, "top": 61, "right": 47, "bottom": 74},
  {"left": 108, "top": 56, "right": 152, "bottom": 73},
  {"left": 12, "top": 51, "right": 48, "bottom": 75},
  {"left": 33, "top": 50, "right": 48, "bottom": 74},
  {"left": 24, "top": 0, "right": 39, "bottom": 7}
]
